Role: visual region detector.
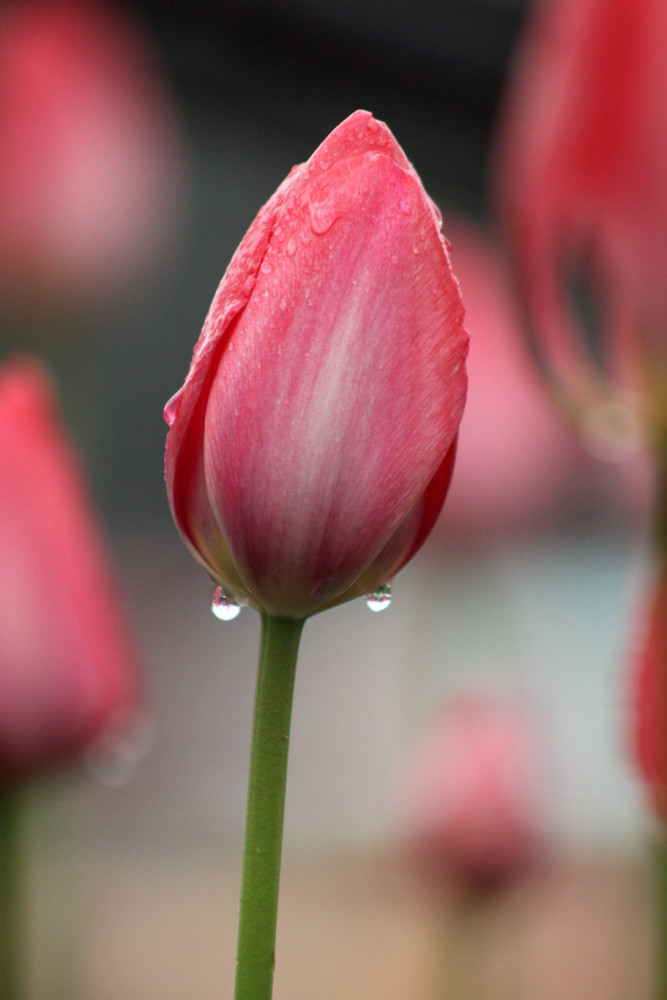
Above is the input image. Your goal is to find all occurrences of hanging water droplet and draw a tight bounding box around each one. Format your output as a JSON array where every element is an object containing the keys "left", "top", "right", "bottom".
[
  {"left": 83, "top": 710, "right": 155, "bottom": 788},
  {"left": 211, "top": 584, "right": 242, "bottom": 620},
  {"left": 163, "top": 390, "right": 181, "bottom": 427},
  {"left": 366, "top": 583, "right": 392, "bottom": 612}
]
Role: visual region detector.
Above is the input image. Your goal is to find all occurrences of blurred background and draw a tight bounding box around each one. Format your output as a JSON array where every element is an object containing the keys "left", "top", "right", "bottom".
[{"left": 0, "top": 0, "right": 657, "bottom": 996}]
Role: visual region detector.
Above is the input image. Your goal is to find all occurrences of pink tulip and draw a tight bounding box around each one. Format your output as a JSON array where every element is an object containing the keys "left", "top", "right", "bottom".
[
  {"left": 0, "top": 358, "right": 140, "bottom": 782},
  {"left": 494, "top": 0, "right": 667, "bottom": 421},
  {"left": 0, "top": 0, "right": 182, "bottom": 305},
  {"left": 400, "top": 696, "right": 547, "bottom": 889},
  {"left": 165, "top": 110, "right": 468, "bottom": 620}
]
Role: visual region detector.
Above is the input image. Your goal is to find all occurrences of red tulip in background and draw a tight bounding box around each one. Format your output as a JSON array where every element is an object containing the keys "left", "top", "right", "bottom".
[
  {"left": 0, "top": 359, "right": 139, "bottom": 782},
  {"left": 495, "top": 0, "right": 667, "bottom": 426},
  {"left": 399, "top": 696, "right": 547, "bottom": 889},
  {"left": 165, "top": 110, "right": 468, "bottom": 620},
  {"left": 0, "top": 0, "right": 182, "bottom": 305},
  {"left": 633, "top": 573, "right": 667, "bottom": 823}
]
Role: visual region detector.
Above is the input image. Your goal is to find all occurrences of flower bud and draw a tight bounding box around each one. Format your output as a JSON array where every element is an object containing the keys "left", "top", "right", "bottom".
[
  {"left": 0, "top": 0, "right": 183, "bottom": 308},
  {"left": 0, "top": 359, "right": 140, "bottom": 783},
  {"left": 165, "top": 110, "right": 468, "bottom": 619},
  {"left": 399, "top": 696, "right": 548, "bottom": 890}
]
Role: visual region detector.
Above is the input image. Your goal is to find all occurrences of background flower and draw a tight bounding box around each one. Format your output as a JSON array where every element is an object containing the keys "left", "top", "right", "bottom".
[
  {"left": 0, "top": 0, "right": 183, "bottom": 309},
  {"left": 398, "top": 694, "right": 549, "bottom": 889},
  {"left": 494, "top": 0, "right": 667, "bottom": 430},
  {"left": 0, "top": 358, "right": 140, "bottom": 782}
]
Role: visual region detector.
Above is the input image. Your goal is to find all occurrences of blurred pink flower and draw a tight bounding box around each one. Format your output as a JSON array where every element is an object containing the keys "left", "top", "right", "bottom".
[
  {"left": 495, "top": 0, "right": 667, "bottom": 435},
  {"left": 0, "top": 358, "right": 140, "bottom": 782},
  {"left": 0, "top": 0, "right": 183, "bottom": 307},
  {"left": 440, "top": 220, "right": 582, "bottom": 537},
  {"left": 399, "top": 696, "right": 548, "bottom": 889}
]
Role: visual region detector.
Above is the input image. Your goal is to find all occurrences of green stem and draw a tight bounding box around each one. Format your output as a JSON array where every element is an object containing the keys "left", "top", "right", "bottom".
[
  {"left": 234, "top": 613, "right": 305, "bottom": 1000},
  {"left": 656, "top": 835, "right": 667, "bottom": 1000},
  {"left": 0, "top": 787, "right": 26, "bottom": 1000}
]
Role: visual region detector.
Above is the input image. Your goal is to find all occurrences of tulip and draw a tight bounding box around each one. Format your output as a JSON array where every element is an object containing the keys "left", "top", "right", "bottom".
[
  {"left": 494, "top": 0, "right": 667, "bottom": 435},
  {"left": 632, "top": 572, "right": 667, "bottom": 823},
  {"left": 165, "top": 111, "right": 467, "bottom": 1000},
  {"left": 0, "top": 358, "right": 139, "bottom": 782},
  {"left": 400, "top": 695, "right": 547, "bottom": 890},
  {"left": 165, "top": 109, "right": 468, "bottom": 621},
  {"left": 0, "top": 0, "right": 182, "bottom": 307}
]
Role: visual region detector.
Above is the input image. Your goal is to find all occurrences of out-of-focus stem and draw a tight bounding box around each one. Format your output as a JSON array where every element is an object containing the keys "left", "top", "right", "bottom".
[{"left": 0, "top": 787, "right": 26, "bottom": 1000}]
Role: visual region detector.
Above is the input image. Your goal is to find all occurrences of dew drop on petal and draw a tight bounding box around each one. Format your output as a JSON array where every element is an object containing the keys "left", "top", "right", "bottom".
[
  {"left": 211, "top": 584, "right": 242, "bottom": 620},
  {"left": 163, "top": 390, "right": 181, "bottom": 427},
  {"left": 366, "top": 583, "right": 392, "bottom": 612},
  {"left": 310, "top": 207, "right": 338, "bottom": 236},
  {"left": 83, "top": 710, "right": 155, "bottom": 788}
]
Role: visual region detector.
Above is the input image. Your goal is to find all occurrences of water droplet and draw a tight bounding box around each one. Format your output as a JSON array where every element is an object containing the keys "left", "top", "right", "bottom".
[
  {"left": 366, "top": 583, "right": 392, "bottom": 612},
  {"left": 366, "top": 118, "right": 380, "bottom": 133},
  {"left": 163, "top": 390, "right": 182, "bottom": 427},
  {"left": 400, "top": 198, "right": 411, "bottom": 215},
  {"left": 260, "top": 260, "right": 273, "bottom": 275},
  {"left": 211, "top": 584, "right": 243, "bottom": 620},
  {"left": 286, "top": 238, "right": 297, "bottom": 256},
  {"left": 411, "top": 245, "right": 420, "bottom": 255},
  {"left": 310, "top": 205, "right": 338, "bottom": 236},
  {"left": 83, "top": 710, "right": 155, "bottom": 788}
]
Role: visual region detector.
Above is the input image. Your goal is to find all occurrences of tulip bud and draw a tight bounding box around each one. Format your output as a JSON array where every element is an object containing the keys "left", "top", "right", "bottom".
[
  {"left": 399, "top": 696, "right": 548, "bottom": 890},
  {"left": 0, "top": 359, "right": 140, "bottom": 783},
  {"left": 0, "top": 0, "right": 183, "bottom": 308},
  {"left": 165, "top": 110, "right": 468, "bottom": 620}
]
